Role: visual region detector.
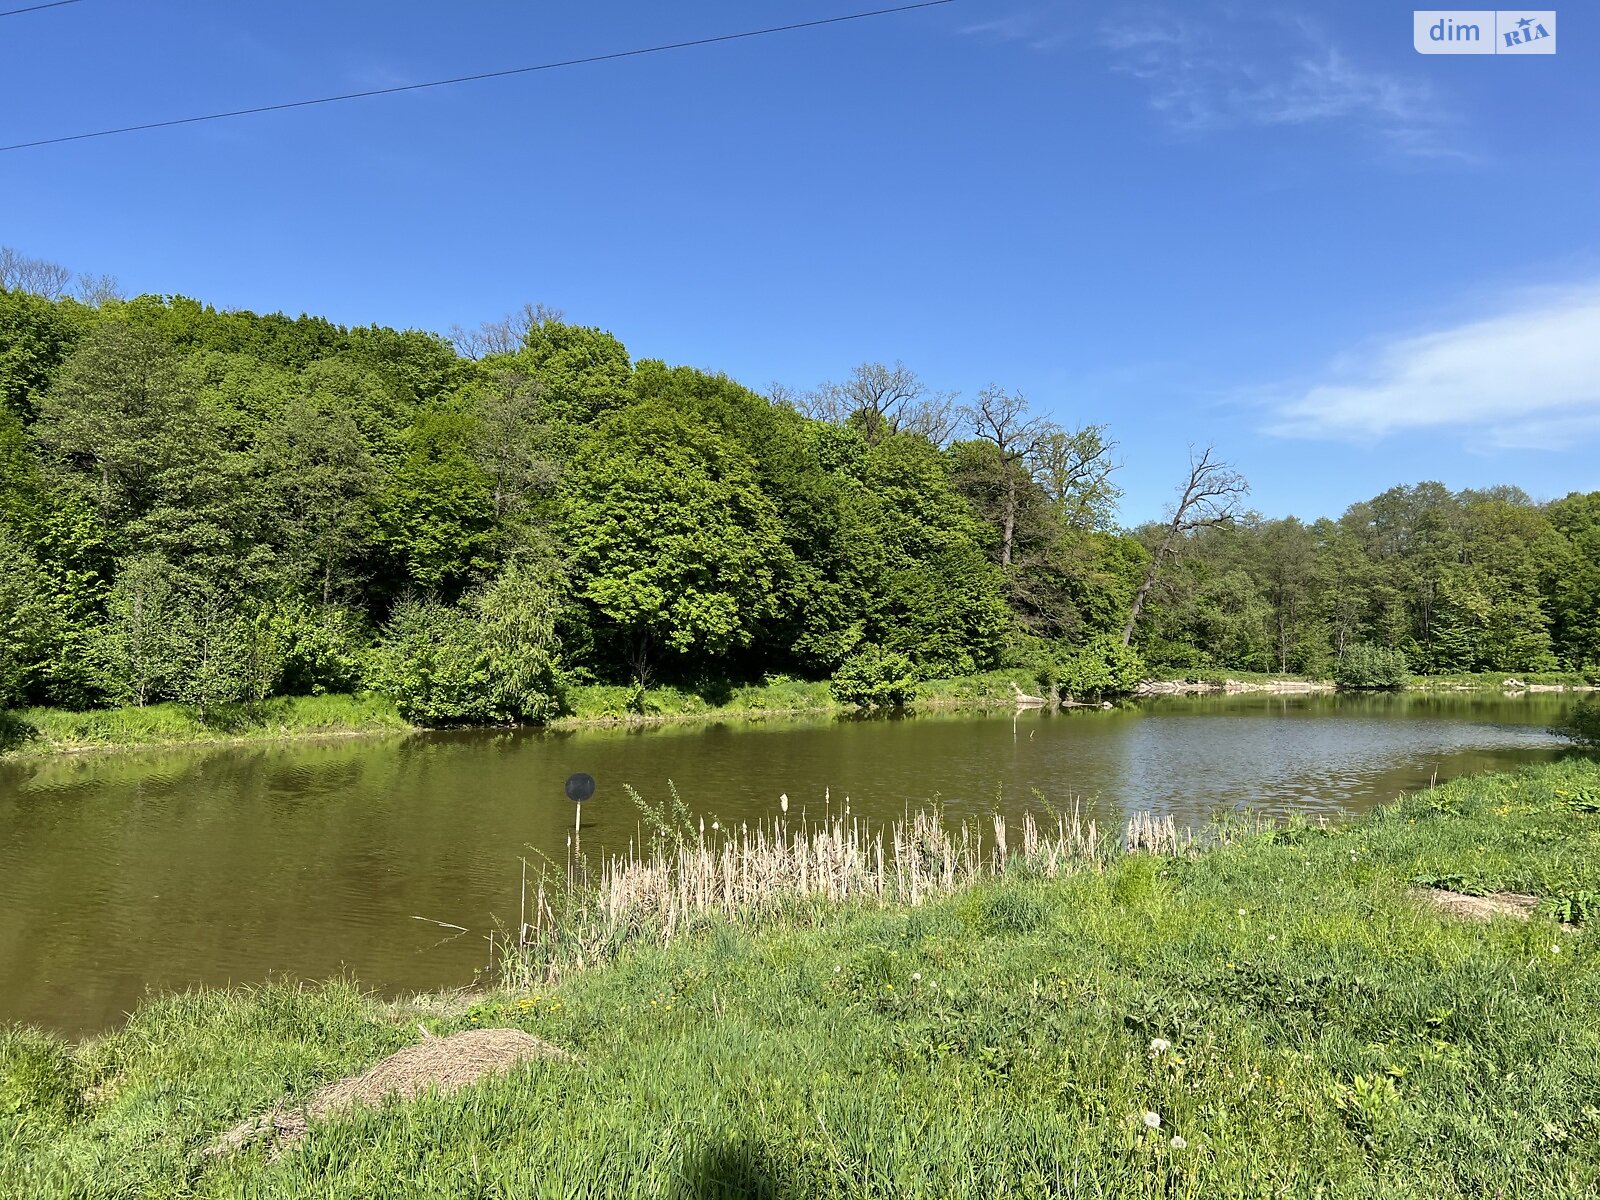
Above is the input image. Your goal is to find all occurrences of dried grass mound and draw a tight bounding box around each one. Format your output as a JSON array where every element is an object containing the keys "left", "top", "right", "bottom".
[
  {"left": 1419, "top": 887, "right": 1540, "bottom": 922},
  {"left": 208, "top": 1027, "right": 570, "bottom": 1158}
]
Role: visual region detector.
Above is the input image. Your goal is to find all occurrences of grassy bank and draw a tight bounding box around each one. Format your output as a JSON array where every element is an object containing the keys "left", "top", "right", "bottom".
[
  {"left": 0, "top": 694, "right": 412, "bottom": 756},
  {"left": 5, "top": 664, "right": 1591, "bottom": 757},
  {"left": 1409, "top": 670, "right": 1597, "bottom": 691},
  {"left": 557, "top": 670, "right": 1043, "bottom": 725},
  {"left": 0, "top": 672, "right": 1039, "bottom": 754},
  {"left": 4, "top": 760, "right": 1599, "bottom": 1196},
  {"left": 1149, "top": 667, "right": 1597, "bottom": 693}
]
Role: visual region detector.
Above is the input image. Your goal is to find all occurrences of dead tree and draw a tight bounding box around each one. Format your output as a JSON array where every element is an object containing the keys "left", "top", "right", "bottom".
[
  {"left": 1121, "top": 446, "right": 1250, "bottom": 646},
  {"left": 0, "top": 246, "right": 72, "bottom": 299},
  {"left": 965, "top": 386, "right": 1053, "bottom": 568},
  {"left": 805, "top": 361, "right": 957, "bottom": 446}
]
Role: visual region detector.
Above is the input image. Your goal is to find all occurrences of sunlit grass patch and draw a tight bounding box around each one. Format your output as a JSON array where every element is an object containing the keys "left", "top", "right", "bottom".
[{"left": 9, "top": 694, "right": 409, "bottom": 755}]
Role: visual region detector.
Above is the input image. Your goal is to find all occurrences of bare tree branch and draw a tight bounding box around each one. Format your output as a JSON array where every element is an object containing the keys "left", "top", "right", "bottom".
[
  {"left": 450, "top": 302, "right": 566, "bottom": 359},
  {"left": 74, "top": 272, "right": 124, "bottom": 307},
  {"left": 805, "top": 361, "right": 955, "bottom": 446},
  {"left": 962, "top": 386, "right": 1054, "bottom": 567},
  {"left": 1122, "top": 445, "right": 1250, "bottom": 645},
  {"left": 0, "top": 245, "right": 72, "bottom": 299}
]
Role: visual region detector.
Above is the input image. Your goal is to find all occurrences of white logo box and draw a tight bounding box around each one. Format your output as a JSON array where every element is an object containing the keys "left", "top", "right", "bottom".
[{"left": 1414, "top": 10, "right": 1556, "bottom": 54}]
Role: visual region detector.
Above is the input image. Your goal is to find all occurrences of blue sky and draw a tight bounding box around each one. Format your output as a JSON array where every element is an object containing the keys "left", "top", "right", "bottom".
[{"left": 2, "top": 1, "right": 1595, "bottom": 523}]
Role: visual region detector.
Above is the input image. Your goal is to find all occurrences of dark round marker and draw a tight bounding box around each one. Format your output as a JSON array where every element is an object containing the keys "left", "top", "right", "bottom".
[{"left": 565, "top": 772, "right": 596, "bottom": 803}]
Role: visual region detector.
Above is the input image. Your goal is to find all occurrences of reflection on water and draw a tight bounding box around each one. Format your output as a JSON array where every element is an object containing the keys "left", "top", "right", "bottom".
[{"left": 0, "top": 692, "right": 1578, "bottom": 1036}]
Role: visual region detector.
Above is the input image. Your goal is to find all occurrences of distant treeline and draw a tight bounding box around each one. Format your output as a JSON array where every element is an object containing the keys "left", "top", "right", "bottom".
[{"left": 1, "top": 257, "right": 1596, "bottom": 723}]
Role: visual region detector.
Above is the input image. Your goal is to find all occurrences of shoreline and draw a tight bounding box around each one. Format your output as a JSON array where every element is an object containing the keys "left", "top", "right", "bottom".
[{"left": 4, "top": 672, "right": 1591, "bottom": 759}]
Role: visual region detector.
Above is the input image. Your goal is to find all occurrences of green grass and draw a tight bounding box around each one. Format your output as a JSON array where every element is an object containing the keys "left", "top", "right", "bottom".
[
  {"left": 4, "top": 760, "right": 1599, "bottom": 1196},
  {"left": 1146, "top": 667, "right": 1324, "bottom": 685},
  {"left": 557, "top": 671, "right": 1038, "bottom": 725},
  {"left": 557, "top": 678, "right": 838, "bottom": 723},
  {"left": 1410, "top": 671, "right": 1596, "bottom": 690},
  {"left": 1, "top": 694, "right": 411, "bottom": 756},
  {"left": 915, "top": 669, "right": 1047, "bottom": 706}
]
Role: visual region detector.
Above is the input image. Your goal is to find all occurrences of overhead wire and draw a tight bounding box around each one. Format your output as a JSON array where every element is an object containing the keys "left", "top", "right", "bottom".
[
  {"left": 0, "top": 0, "right": 86, "bottom": 17},
  {"left": 0, "top": 0, "right": 961, "bottom": 152}
]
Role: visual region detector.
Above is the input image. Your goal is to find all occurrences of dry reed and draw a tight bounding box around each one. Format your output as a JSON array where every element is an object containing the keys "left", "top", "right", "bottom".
[{"left": 502, "top": 794, "right": 1212, "bottom": 988}]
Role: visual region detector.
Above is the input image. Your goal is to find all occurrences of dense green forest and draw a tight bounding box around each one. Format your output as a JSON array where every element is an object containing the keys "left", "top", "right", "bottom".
[{"left": 1, "top": 252, "right": 1597, "bottom": 724}]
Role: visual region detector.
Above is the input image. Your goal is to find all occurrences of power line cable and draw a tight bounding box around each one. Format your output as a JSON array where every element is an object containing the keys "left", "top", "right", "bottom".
[
  {"left": 0, "top": 0, "right": 960, "bottom": 153},
  {"left": 0, "top": 0, "right": 85, "bottom": 17}
]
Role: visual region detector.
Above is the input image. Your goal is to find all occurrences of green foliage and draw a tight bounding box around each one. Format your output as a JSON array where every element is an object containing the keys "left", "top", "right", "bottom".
[
  {"left": 4, "top": 282, "right": 1598, "bottom": 730},
  {"left": 0, "top": 524, "right": 52, "bottom": 706},
  {"left": 830, "top": 645, "right": 918, "bottom": 709},
  {"left": 1554, "top": 698, "right": 1600, "bottom": 750},
  {"left": 1056, "top": 634, "right": 1145, "bottom": 699},
  {"left": 366, "top": 559, "right": 563, "bottom": 726},
  {"left": 373, "top": 405, "right": 497, "bottom": 596},
  {"left": 565, "top": 402, "right": 789, "bottom": 679},
  {"left": 0, "top": 286, "right": 86, "bottom": 419},
  {"left": 266, "top": 601, "right": 370, "bottom": 697},
  {"left": 1335, "top": 643, "right": 1410, "bottom": 690}
]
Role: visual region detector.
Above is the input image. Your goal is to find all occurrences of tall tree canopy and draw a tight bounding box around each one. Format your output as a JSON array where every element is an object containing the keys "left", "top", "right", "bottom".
[{"left": 0, "top": 272, "right": 1594, "bottom": 723}]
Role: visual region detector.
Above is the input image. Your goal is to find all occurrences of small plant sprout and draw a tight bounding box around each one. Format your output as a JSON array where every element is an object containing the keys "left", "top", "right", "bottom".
[{"left": 1142, "top": 1111, "right": 1162, "bottom": 1130}]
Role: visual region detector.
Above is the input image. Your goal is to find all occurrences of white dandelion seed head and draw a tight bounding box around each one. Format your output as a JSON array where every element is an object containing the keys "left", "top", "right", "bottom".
[
  {"left": 1170, "top": 1135, "right": 1187, "bottom": 1150},
  {"left": 1149, "top": 1037, "right": 1171, "bottom": 1054},
  {"left": 1142, "top": 1111, "right": 1161, "bottom": 1129}
]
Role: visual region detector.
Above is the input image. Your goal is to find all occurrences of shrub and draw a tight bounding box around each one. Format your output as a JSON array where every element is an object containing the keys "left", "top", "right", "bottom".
[
  {"left": 366, "top": 560, "right": 564, "bottom": 725},
  {"left": 1555, "top": 697, "right": 1600, "bottom": 750},
  {"left": 1057, "top": 635, "right": 1145, "bottom": 700},
  {"left": 830, "top": 646, "right": 917, "bottom": 710},
  {"left": 1334, "top": 643, "right": 1408, "bottom": 690}
]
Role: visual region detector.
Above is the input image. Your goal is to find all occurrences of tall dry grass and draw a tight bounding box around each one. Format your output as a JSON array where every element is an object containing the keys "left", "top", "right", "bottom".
[{"left": 503, "top": 790, "right": 1209, "bottom": 988}]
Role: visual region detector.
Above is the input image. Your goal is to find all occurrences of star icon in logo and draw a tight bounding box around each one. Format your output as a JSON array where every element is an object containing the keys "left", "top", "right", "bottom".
[{"left": 1517, "top": 16, "right": 1534, "bottom": 29}]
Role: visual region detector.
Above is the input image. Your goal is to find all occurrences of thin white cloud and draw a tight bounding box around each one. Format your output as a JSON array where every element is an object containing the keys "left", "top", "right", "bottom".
[
  {"left": 1104, "top": 10, "right": 1452, "bottom": 154},
  {"left": 966, "top": 5, "right": 1462, "bottom": 158},
  {"left": 960, "top": 10, "right": 1072, "bottom": 51},
  {"left": 1268, "top": 285, "right": 1600, "bottom": 448}
]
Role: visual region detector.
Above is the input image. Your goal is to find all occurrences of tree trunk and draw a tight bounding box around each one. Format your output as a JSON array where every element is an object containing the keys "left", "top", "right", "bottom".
[
  {"left": 1122, "top": 526, "right": 1181, "bottom": 646},
  {"left": 1000, "top": 475, "right": 1017, "bottom": 568}
]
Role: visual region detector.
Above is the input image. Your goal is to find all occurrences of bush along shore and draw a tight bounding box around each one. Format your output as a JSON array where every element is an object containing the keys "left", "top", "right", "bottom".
[
  {"left": 5, "top": 664, "right": 1598, "bottom": 757},
  {"left": 0, "top": 665, "right": 1121, "bottom": 756},
  {"left": 3, "top": 760, "right": 1598, "bottom": 1197}
]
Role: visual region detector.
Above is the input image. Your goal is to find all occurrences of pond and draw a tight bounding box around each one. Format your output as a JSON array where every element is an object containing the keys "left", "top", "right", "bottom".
[{"left": 0, "top": 692, "right": 1577, "bottom": 1037}]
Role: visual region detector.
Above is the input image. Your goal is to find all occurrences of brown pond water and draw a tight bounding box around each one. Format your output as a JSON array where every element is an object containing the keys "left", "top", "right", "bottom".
[{"left": 0, "top": 691, "right": 1578, "bottom": 1036}]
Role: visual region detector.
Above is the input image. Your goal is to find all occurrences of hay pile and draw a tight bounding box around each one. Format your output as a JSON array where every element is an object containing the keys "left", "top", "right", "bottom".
[
  {"left": 1419, "top": 887, "right": 1540, "bottom": 921},
  {"left": 209, "top": 1027, "right": 569, "bottom": 1158}
]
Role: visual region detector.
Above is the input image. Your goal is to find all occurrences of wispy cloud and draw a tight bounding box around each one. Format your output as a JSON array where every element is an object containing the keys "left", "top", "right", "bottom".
[
  {"left": 961, "top": 9, "right": 1073, "bottom": 51},
  {"left": 1267, "top": 285, "right": 1600, "bottom": 450},
  {"left": 966, "top": 6, "right": 1463, "bottom": 158},
  {"left": 1107, "top": 9, "right": 1456, "bottom": 155}
]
